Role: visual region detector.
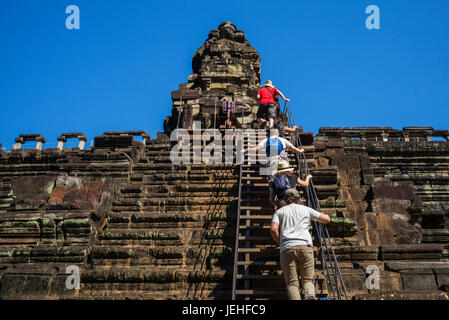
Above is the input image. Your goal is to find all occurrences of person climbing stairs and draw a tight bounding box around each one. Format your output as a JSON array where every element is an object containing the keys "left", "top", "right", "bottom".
[{"left": 232, "top": 103, "right": 348, "bottom": 300}]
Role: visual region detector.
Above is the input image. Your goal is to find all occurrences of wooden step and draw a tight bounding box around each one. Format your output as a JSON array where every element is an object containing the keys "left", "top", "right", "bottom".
[
  {"left": 239, "top": 215, "right": 273, "bottom": 220},
  {"left": 236, "top": 274, "right": 325, "bottom": 280},
  {"left": 239, "top": 236, "right": 272, "bottom": 241},
  {"left": 237, "top": 261, "right": 279, "bottom": 267},
  {"left": 241, "top": 176, "right": 266, "bottom": 181},
  {"left": 239, "top": 225, "right": 271, "bottom": 230},
  {"left": 240, "top": 206, "right": 265, "bottom": 211},
  {"left": 238, "top": 247, "right": 278, "bottom": 253},
  {"left": 237, "top": 260, "right": 324, "bottom": 269},
  {"left": 238, "top": 247, "right": 319, "bottom": 254}
]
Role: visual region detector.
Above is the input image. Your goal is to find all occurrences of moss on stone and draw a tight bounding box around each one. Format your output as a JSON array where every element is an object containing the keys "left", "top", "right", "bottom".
[
  {"left": 0, "top": 249, "right": 14, "bottom": 257},
  {"left": 335, "top": 200, "right": 347, "bottom": 208},
  {"left": 44, "top": 181, "right": 55, "bottom": 195},
  {"left": 15, "top": 204, "right": 40, "bottom": 211}
]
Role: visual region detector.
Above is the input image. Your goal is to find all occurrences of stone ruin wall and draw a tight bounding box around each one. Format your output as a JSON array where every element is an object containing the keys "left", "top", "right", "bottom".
[
  {"left": 0, "top": 22, "right": 448, "bottom": 299},
  {"left": 315, "top": 126, "right": 449, "bottom": 246},
  {"left": 1, "top": 126, "right": 449, "bottom": 299},
  {"left": 164, "top": 21, "right": 266, "bottom": 134},
  {"left": 0, "top": 131, "right": 240, "bottom": 299}
]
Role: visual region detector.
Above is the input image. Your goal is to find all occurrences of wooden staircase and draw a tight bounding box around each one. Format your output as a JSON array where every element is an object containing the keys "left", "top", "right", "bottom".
[{"left": 232, "top": 131, "right": 329, "bottom": 300}]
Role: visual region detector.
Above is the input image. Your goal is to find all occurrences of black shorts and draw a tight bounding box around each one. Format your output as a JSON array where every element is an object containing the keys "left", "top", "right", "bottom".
[{"left": 257, "top": 103, "right": 277, "bottom": 120}]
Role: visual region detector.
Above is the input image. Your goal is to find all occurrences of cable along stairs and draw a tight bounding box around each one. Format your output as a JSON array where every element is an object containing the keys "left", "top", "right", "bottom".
[{"left": 232, "top": 103, "right": 348, "bottom": 300}]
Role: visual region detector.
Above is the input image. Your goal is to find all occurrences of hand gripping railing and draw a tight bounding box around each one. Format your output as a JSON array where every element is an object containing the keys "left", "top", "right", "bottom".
[{"left": 283, "top": 102, "right": 349, "bottom": 300}]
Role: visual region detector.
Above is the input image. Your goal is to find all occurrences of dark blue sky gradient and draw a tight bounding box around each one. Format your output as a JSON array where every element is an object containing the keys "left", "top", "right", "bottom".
[{"left": 1, "top": 0, "right": 448, "bottom": 149}]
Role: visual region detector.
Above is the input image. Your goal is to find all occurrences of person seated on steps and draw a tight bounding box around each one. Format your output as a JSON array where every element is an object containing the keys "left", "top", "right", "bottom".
[
  {"left": 270, "top": 188, "right": 331, "bottom": 301},
  {"left": 242, "top": 128, "right": 305, "bottom": 180},
  {"left": 270, "top": 160, "right": 312, "bottom": 210},
  {"left": 257, "top": 80, "right": 290, "bottom": 129}
]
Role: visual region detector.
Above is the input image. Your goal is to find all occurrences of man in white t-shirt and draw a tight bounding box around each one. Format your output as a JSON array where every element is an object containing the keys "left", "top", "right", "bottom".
[
  {"left": 243, "top": 128, "right": 304, "bottom": 177},
  {"left": 271, "top": 189, "right": 331, "bottom": 300}
]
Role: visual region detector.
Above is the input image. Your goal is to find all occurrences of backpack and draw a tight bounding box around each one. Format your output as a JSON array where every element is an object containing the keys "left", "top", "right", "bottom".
[
  {"left": 266, "top": 137, "right": 284, "bottom": 157},
  {"left": 271, "top": 174, "right": 292, "bottom": 199}
]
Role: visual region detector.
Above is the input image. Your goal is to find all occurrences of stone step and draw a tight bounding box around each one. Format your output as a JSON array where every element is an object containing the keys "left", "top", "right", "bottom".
[
  {"left": 133, "top": 163, "right": 236, "bottom": 170},
  {"left": 235, "top": 289, "right": 328, "bottom": 298},
  {"left": 235, "top": 273, "right": 325, "bottom": 281},
  {"left": 81, "top": 268, "right": 229, "bottom": 283},
  {"left": 90, "top": 245, "right": 231, "bottom": 262},
  {"left": 238, "top": 214, "right": 272, "bottom": 220},
  {"left": 238, "top": 247, "right": 318, "bottom": 254},
  {"left": 352, "top": 291, "right": 449, "bottom": 300},
  {"left": 72, "top": 289, "right": 230, "bottom": 300},
  {"left": 379, "top": 244, "right": 443, "bottom": 260},
  {"left": 139, "top": 173, "right": 238, "bottom": 181},
  {"left": 0, "top": 198, "right": 14, "bottom": 205},
  {"left": 118, "top": 190, "right": 239, "bottom": 199},
  {"left": 111, "top": 197, "right": 237, "bottom": 210},
  {"left": 121, "top": 181, "right": 237, "bottom": 189},
  {"left": 106, "top": 211, "right": 230, "bottom": 224},
  {"left": 239, "top": 225, "right": 271, "bottom": 231},
  {"left": 99, "top": 228, "right": 183, "bottom": 241},
  {"left": 0, "top": 190, "right": 13, "bottom": 197},
  {"left": 0, "top": 184, "right": 12, "bottom": 191},
  {"left": 143, "top": 151, "right": 314, "bottom": 161},
  {"left": 384, "top": 261, "right": 449, "bottom": 272},
  {"left": 112, "top": 204, "right": 236, "bottom": 213},
  {"left": 422, "top": 229, "right": 449, "bottom": 243},
  {"left": 236, "top": 260, "right": 325, "bottom": 271},
  {"left": 0, "top": 245, "right": 88, "bottom": 264}
]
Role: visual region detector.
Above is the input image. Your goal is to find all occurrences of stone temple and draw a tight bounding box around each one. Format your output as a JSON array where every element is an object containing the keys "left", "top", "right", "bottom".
[{"left": 0, "top": 22, "right": 448, "bottom": 300}]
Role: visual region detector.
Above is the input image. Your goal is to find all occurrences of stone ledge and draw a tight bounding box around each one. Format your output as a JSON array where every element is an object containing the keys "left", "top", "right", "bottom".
[
  {"left": 352, "top": 290, "right": 449, "bottom": 300},
  {"left": 385, "top": 261, "right": 449, "bottom": 272}
]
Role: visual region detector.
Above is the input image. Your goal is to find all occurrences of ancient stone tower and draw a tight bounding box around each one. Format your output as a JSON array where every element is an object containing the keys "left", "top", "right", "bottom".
[
  {"left": 0, "top": 22, "right": 448, "bottom": 300},
  {"left": 164, "top": 21, "right": 262, "bottom": 134}
]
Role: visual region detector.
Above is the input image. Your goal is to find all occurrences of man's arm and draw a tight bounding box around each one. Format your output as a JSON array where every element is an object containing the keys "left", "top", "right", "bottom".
[
  {"left": 288, "top": 145, "right": 305, "bottom": 154},
  {"left": 276, "top": 90, "right": 290, "bottom": 103},
  {"left": 309, "top": 207, "right": 330, "bottom": 224},
  {"left": 270, "top": 222, "right": 280, "bottom": 245},
  {"left": 316, "top": 213, "right": 330, "bottom": 224},
  {"left": 284, "top": 125, "right": 299, "bottom": 133},
  {"left": 297, "top": 174, "right": 312, "bottom": 187},
  {"left": 243, "top": 145, "right": 260, "bottom": 154}
]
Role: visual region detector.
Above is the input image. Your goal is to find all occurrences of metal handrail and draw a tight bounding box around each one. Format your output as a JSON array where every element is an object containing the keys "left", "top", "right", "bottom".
[{"left": 283, "top": 101, "right": 348, "bottom": 300}]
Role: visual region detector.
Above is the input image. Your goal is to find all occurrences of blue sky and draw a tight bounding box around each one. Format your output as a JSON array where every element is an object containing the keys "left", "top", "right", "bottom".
[{"left": 0, "top": 0, "right": 448, "bottom": 149}]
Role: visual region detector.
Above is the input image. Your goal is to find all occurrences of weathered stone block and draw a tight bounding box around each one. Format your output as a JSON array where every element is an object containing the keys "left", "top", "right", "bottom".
[
  {"left": 353, "top": 290, "right": 449, "bottom": 300},
  {"left": 434, "top": 268, "right": 449, "bottom": 290},
  {"left": 380, "top": 244, "right": 442, "bottom": 260},
  {"left": 94, "top": 135, "right": 134, "bottom": 148},
  {"left": 401, "top": 269, "right": 438, "bottom": 291}
]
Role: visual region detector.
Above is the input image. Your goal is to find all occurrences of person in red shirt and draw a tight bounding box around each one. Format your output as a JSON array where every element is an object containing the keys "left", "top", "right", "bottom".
[{"left": 257, "top": 80, "right": 290, "bottom": 129}]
